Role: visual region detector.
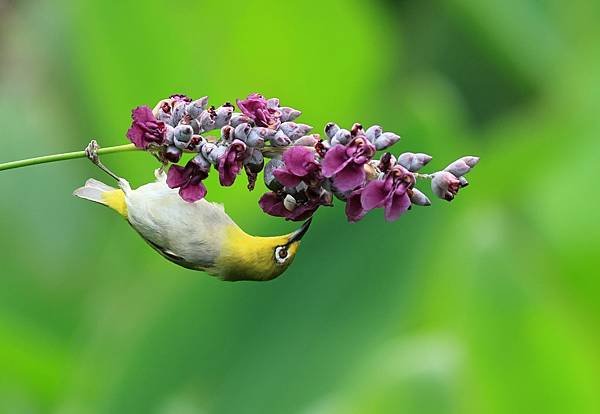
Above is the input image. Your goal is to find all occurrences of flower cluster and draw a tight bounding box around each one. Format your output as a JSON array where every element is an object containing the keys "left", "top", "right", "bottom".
[{"left": 125, "top": 93, "right": 479, "bottom": 222}]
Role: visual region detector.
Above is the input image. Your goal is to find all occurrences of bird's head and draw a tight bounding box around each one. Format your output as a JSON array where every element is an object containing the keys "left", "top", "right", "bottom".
[{"left": 214, "top": 218, "right": 313, "bottom": 282}]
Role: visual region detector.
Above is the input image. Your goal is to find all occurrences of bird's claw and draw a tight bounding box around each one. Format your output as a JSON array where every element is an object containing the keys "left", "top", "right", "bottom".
[{"left": 85, "top": 140, "right": 100, "bottom": 164}]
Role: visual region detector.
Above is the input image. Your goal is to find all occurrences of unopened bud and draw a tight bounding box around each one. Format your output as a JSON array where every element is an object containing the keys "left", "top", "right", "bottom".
[
  {"left": 458, "top": 176, "right": 469, "bottom": 187},
  {"left": 264, "top": 159, "right": 285, "bottom": 191},
  {"left": 244, "top": 148, "right": 264, "bottom": 172},
  {"left": 444, "top": 160, "right": 470, "bottom": 177},
  {"left": 331, "top": 128, "right": 351, "bottom": 146},
  {"left": 374, "top": 132, "right": 400, "bottom": 150},
  {"left": 280, "top": 107, "right": 301, "bottom": 122},
  {"left": 267, "top": 97, "right": 280, "bottom": 109},
  {"left": 185, "top": 97, "right": 209, "bottom": 118},
  {"left": 351, "top": 123, "right": 364, "bottom": 137},
  {"left": 409, "top": 188, "right": 431, "bottom": 206},
  {"left": 171, "top": 101, "right": 186, "bottom": 126},
  {"left": 191, "top": 153, "right": 212, "bottom": 172},
  {"left": 365, "top": 125, "right": 383, "bottom": 143},
  {"left": 230, "top": 113, "right": 253, "bottom": 127},
  {"left": 214, "top": 104, "right": 234, "bottom": 129},
  {"left": 293, "top": 134, "right": 320, "bottom": 147},
  {"left": 397, "top": 152, "right": 432, "bottom": 172},
  {"left": 201, "top": 142, "right": 225, "bottom": 164},
  {"left": 325, "top": 122, "right": 340, "bottom": 139},
  {"left": 198, "top": 108, "right": 217, "bottom": 132},
  {"left": 234, "top": 123, "right": 252, "bottom": 142},
  {"left": 431, "top": 171, "right": 460, "bottom": 201},
  {"left": 173, "top": 125, "right": 193, "bottom": 148},
  {"left": 165, "top": 124, "right": 175, "bottom": 145},
  {"left": 220, "top": 125, "right": 234, "bottom": 143},
  {"left": 246, "top": 127, "right": 267, "bottom": 148},
  {"left": 280, "top": 122, "right": 312, "bottom": 140},
  {"left": 164, "top": 145, "right": 182, "bottom": 163},
  {"left": 270, "top": 130, "right": 292, "bottom": 147},
  {"left": 283, "top": 194, "right": 297, "bottom": 212},
  {"left": 185, "top": 135, "right": 205, "bottom": 152}
]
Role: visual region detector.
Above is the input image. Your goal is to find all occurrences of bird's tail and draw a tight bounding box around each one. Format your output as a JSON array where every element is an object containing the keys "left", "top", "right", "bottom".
[{"left": 73, "top": 179, "right": 128, "bottom": 217}]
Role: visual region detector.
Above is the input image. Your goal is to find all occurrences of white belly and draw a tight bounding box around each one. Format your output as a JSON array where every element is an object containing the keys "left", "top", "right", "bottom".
[{"left": 124, "top": 179, "right": 234, "bottom": 269}]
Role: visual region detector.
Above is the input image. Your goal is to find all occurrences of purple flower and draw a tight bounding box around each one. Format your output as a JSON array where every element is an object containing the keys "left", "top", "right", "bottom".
[
  {"left": 236, "top": 93, "right": 281, "bottom": 129},
  {"left": 273, "top": 146, "right": 321, "bottom": 188},
  {"left": 345, "top": 165, "right": 414, "bottom": 222},
  {"left": 126, "top": 106, "right": 167, "bottom": 149},
  {"left": 259, "top": 188, "right": 330, "bottom": 222},
  {"left": 322, "top": 135, "right": 376, "bottom": 192},
  {"left": 167, "top": 157, "right": 210, "bottom": 203},
  {"left": 217, "top": 139, "right": 247, "bottom": 186}
]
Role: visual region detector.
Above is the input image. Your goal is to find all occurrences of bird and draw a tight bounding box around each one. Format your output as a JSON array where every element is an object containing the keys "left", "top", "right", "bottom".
[{"left": 73, "top": 141, "right": 312, "bottom": 282}]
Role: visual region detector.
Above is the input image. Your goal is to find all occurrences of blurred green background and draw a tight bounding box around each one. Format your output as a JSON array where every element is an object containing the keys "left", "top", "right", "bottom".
[{"left": 1, "top": 0, "right": 599, "bottom": 413}]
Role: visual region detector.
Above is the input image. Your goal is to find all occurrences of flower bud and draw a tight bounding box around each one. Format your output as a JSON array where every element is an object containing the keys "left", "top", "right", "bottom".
[
  {"left": 165, "top": 124, "right": 175, "bottom": 145},
  {"left": 164, "top": 145, "right": 182, "bottom": 163},
  {"left": 201, "top": 142, "right": 225, "bottom": 164},
  {"left": 155, "top": 100, "right": 173, "bottom": 124},
  {"left": 185, "top": 135, "right": 205, "bottom": 152},
  {"left": 351, "top": 123, "right": 364, "bottom": 137},
  {"left": 266, "top": 97, "right": 280, "bottom": 109},
  {"left": 214, "top": 103, "right": 234, "bottom": 129},
  {"left": 331, "top": 128, "right": 351, "bottom": 146},
  {"left": 264, "top": 159, "right": 285, "bottom": 191},
  {"left": 246, "top": 127, "right": 267, "bottom": 148},
  {"left": 280, "top": 122, "right": 312, "bottom": 140},
  {"left": 409, "top": 188, "right": 431, "bottom": 206},
  {"left": 374, "top": 132, "right": 400, "bottom": 150},
  {"left": 444, "top": 160, "right": 470, "bottom": 177},
  {"left": 458, "top": 176, "right": 469, "bottom": 187},
  {"left": 293, "top": 134, "right": 320, "bottom": 147},
  {"left": 280, "top": 107, "right": 301, "bottom": 122},
  {"left": 234, "top": 123, "right": 252, "bottom": 142},
  {"left": 185, "top": 97, "right": 209, "bottom": 118},
  {"left": 325, "top": 122, "right": 340, "bottom": 139},
  {"left": 365, "top": 125, "right": 382, "bottom": 143},
  {"left": 270, "top": 130, "right": 292, "bottom": 147},
  {"left": 191, "top": 153, "right": 212, "bottom": 172},
  {"left": 244, "top": 148, "right": 264, "bottom": 172},
  {"left": 173, "top": 124, "right": 193, "bottom": 147},
  {"left": 220, "top": 125, "right": 235, "bottom": 143},
  {"left": 397, "top": 152, "right": 432, "bottom": 172},
  {"left": 283, "top": 194, "right": 297, "bottom": 212},
  {"left": 198, "top": 108, "right": 217, "bottom": 132},
  {"left": 431, "top": 171, "right": 460, "bottom": 201},
  {"left": 230, "top": 113, "right": 253, "bottom": 127},
  {"left": 171, "top": 101, "right": 186, "bottom": 126}
]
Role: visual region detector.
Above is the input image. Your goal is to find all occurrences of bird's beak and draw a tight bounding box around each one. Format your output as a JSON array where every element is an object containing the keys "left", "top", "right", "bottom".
[{"left": 288, "top": 217, "right": 313, "bottom": 244}]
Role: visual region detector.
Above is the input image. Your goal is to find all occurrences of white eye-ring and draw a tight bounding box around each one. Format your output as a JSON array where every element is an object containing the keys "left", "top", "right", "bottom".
[{"left": 275, "top": 246, "right": 289, "bottom": 264}]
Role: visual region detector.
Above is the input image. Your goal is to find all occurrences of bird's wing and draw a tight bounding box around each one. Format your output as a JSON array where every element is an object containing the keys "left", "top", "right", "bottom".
[{"left": 124, "top": 178, "right": 235, "bottom": 270}]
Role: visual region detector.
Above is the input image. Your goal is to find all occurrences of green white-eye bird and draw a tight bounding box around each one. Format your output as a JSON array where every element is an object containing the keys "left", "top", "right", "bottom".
[{"left": 73, "top": 142, "right": 311, "bottom": 282}]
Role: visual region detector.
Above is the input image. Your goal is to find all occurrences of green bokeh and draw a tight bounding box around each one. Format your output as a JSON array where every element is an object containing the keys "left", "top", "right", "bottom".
[{"left": 0, "top": 1, "right": 598, "bottom": 413}]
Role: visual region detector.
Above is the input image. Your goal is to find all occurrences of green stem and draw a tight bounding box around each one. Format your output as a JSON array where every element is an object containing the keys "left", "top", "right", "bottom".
[{"left": 0, "top": 144, "right": 138, "bottom": 172}]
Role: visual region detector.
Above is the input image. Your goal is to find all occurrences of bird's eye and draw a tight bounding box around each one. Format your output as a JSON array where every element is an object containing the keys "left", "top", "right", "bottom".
[{"left": 274, "top": 246, "right": 289, "bottom": 264}]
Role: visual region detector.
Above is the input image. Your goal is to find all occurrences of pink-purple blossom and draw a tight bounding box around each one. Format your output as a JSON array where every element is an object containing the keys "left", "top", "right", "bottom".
[
  {"left": 167, "top": 157, "right": 210, "bottom": 203},
  {"left": 236, "top": 93, "right": 281, "bottom": 129},
  {"left": 273, "top": 146, "right": 321, "bottom": 188},
  {"left": 259, "top": 188, "right": 330, "bottom": 222},
  {"left": 126, "top": 106, "right": 167, "bottom": 149},
  {"left": 345, "top": 165, "right": 414, "bottom": 222},
  {"left": 217, "top": 139, "right": 247, "bottom": 186},
  {"left": 321, "top": 135, "right": 376, "bottom": 192}
]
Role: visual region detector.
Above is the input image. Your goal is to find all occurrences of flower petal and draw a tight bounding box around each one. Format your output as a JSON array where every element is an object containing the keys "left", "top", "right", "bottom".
[
  {"left": 384, "top": 192, "right": 411, "bottom": 222},
  {"left": 259, "top": 192, "right": 289, "bottom": 218},
  {"left": 345, "top": 190, "right": 367, "bottom": 222},
  {"left": 166, "top": 165, "right": 190, "bottom": 189},
  {"left": 321, "top": 144, "right": 351, "bottom": 177},
  {"left": 360, "top": 179, "right": 389, "bottom": 211},
  {"left": 179, "top": 179, "right": 207, "bottom": 203},
  {"left": 282, "top": 146, "right": 315, "bottom": 177},
  {"left": 332, "top": 163, "right": 365, "bottom": 192},
  {"left": 273, "top": 168, "right": 302, "bottom": 187}
]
